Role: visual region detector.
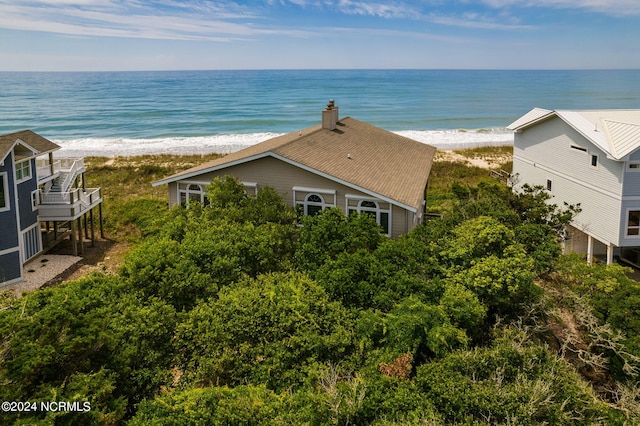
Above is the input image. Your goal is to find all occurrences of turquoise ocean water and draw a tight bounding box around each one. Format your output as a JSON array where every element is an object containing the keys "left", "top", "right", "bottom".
[{"left": 1, "top": 69, "right": 639, "bottom": 156}]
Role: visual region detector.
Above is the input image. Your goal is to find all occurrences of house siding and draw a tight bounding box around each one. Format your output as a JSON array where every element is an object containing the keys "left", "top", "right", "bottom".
[
  {"left": 0, "top": 250, "right": 22, "bottom": 286},
  {"left": 513, "top": 117, "right": 624, "bottom": 246},
  {"left": 167, "top": 156, "right": 416, "bottom": 236},
  {"left": 17, "top": 158, "right": 39, "bottom": 232},
  {"left": 514, "top": 117, "right": 623, "bottom": 194},
  {"left": 623, "top": 165, "right": 640, "bottom": 197},
  {"left": 513, "top": 158, "right": 621, "bottom": 246},
  {"left": 0, "top": 154, "right": 19, "bottom": 251}
]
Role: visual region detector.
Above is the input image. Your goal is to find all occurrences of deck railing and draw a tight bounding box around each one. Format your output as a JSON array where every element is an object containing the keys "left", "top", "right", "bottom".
[
  {"left": 36, "top": 159, "right": 61, "bottom": 181},
  {"left": 39, "top": 187, "right": 101, "bottom": 206},
  {"left": 58, "top": 158, "right": 85, "bottom": 193}
]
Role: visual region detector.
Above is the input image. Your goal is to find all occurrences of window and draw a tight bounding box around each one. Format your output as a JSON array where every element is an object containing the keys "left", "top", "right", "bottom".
[
  {"left": 31, "top": 190, "right": 39, "bottom": 211},
  {"left": 178, "top": 183, "right": 207, "bottom": 206},
  {"left": 546, "top": 179, "right": 552, "bottom": 191},
  {"left": 628, "top": 210, "right": 640, "bottom": 236},
  {"left": 293, "top": 187, "right": 336, "bottom": 216},
  {"left": 243, "top": 182, "right": 258, "bottom": 196},
  {"left": 15, "top": 160, "right": 31, "bottom": 182},
  {"left": 629, "top": 163, "right": 640, "bottom": 171},
  {"left": 0, "top": 173, "right": 8, "bottom": 212},
  {"left": 299, "top": 193, "right": 325, "bottom": 216},
  {"left": 347, "top": 197, "right": 391, "bottom": 235},
  {"left": 591, "top": 155, "right": 598, "bottom": 167}
]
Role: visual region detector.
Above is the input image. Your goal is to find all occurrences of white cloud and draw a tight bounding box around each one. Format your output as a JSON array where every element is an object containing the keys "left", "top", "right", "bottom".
[
  {"left": 480, "top": 0, "right": 640, "bottom": 16},
  {"left": 0, "top": 0, "right": 310, "bottom": 41},
  {"left": 334, "top": 0, "right": 419, "bottom": 18}
]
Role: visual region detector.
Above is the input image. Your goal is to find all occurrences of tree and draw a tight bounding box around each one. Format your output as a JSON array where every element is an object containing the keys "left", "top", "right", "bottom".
[
  {"left": 174, "top": 272, "right": 355, "bottom": 391},
  {"left": 295, "top": 208, "right": 384, "bottom": 275},
  {"left": 0, "top": 274, "right": 177, "bottom": 422}
]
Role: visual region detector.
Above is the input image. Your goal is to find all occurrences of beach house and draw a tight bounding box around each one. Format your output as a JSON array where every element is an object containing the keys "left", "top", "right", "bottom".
[
  {"left": 0, "top": 130, "right": 103, "bottom": 287},
  {"left": 153, "top": 101, "right": 437, "bottom": 237},
  {"left": 509, "top": 108, "right": 640, "bottom": 265}
]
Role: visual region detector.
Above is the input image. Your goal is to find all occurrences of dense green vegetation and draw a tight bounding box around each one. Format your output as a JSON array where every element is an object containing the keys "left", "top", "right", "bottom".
[{"left": 2, "top": 153, "right": 640, "bottom": 424}]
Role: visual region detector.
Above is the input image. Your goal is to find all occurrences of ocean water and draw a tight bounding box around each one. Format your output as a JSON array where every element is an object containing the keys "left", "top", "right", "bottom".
[{"left": 1, "top": 69, "right": 640, "bottom": 156}]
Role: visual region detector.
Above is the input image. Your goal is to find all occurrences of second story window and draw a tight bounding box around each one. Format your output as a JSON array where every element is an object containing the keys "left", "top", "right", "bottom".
[
  {"left": 0, "top": 173, "right": 8, "bottom": 211},
  {"left": 591, "top": 155, "right": 598, "bottom": 167},
  {"left": 15, "top": 160, "right": 31, "bottom": 182}
]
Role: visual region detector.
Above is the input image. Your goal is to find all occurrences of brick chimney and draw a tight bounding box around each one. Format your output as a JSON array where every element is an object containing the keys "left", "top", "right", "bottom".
[{"left": 322, "top": 100, "right": 339, "bottom": 130}]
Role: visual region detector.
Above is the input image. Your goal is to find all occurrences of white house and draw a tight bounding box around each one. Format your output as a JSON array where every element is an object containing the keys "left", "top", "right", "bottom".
[{"left": 509, "top": 108, "right": 640, "bottom": 265}]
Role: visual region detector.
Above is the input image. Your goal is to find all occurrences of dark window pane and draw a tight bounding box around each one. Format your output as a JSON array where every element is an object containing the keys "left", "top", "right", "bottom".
[
  {"left": 380, "top": 212, "right": 389, "bottom": 234},
  {"left": 307, "top": 204, "right": 323, "bottom": 216},
  {"left": 307, "top": 194, "right": 323, "bottom": 203},
  {"left": 360, "top": 200, "right": 377, "bottom": 208},
  {"left": 629, "top": 211, "right": 640, "bottom": 227},
  {"left": 0, "top": 175, "right": 5, "bottom": 208},
  {"left": 628, "top": 228, "right": 639, "bottom": 236}
]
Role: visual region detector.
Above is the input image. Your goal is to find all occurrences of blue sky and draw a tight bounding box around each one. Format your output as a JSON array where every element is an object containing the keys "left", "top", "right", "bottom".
[{"left": 0, "top": 0, "right": 639, "bottom": 71}]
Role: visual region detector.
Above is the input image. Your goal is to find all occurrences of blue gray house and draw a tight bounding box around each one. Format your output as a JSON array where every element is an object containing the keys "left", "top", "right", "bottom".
[{"left": 0, "top": 130, "right": 103, "bottom": 287}]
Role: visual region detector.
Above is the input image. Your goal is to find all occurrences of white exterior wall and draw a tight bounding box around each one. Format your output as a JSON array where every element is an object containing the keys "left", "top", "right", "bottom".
[{"left": 513, "top": 116, "right": 624, "bottom": 247}]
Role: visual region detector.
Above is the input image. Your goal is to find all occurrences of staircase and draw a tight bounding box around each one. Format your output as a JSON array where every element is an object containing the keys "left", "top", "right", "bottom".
[
  {"left": 49, "top": 159, "right": 83, "bottom": 194},
  {"left": 41, "top": 158, "right": 85, "bottom": 205}
]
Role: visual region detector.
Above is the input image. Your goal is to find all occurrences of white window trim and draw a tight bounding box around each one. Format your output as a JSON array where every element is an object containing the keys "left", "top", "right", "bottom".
[
  {"left": 31, "top": 189, "right": 39, "bottom": 211},
  {"left": 15, "top": 159, "right": 31, "bottom": 184},
  {"left": 0, "top": 172, "right": 9, "bottom": 212},
  {"left": 345, "top": 194, "right": 392, "bottom": 236},
  {"left": 293, "top": 187, "right": 336, "bottom": 214},
  {"left": 242, "top": 181, "right": 258, "bottom": 196},
  {"left": 178, "top": 181, "right": 207, "bottom": 206},
  {"left": 625, "top": 208, "right": 640, "bottom": 238},
  {"left": 299, "top": 193, "right": 326, "bottom": 216}
]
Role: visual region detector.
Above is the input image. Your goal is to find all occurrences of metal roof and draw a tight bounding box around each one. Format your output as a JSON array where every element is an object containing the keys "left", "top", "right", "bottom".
[{"left": 508, "top": 108, "right": 640, "bottom": 160}]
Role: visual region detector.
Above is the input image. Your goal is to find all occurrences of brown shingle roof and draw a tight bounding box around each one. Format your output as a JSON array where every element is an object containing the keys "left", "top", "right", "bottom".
[
  {"left": 155, "top": 117, "right": 436, "bottom": 211},
  {"left": 0, "top": 130, "right": 60, "bottom": 161}
]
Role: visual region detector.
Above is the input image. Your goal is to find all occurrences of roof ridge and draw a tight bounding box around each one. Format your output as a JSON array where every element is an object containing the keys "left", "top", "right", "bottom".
[{"left": 600, "top": 117, "right": 640, "bottom": 127}]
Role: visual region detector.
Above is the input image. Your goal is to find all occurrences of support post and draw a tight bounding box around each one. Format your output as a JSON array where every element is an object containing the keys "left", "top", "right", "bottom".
[
  {"left": 78, "top": 218, "right": 85, "bottom": 255},
  {"left": 84, "top": 213, "right": 89, "bottom": 240},
  {"left": 607, "top": 244, "right": 614, "bottom": 265},
  {"left": 99, "top": 203, "right": 105, "bottom": 239},
  {"left": 587, "top": 235, "right": 593, "bottom": 264},
  {"left": 90, "top": 209, "right": 96, "bottom": 247},
  {"left": 71, "top": 219, "right": 77, "bottom": 256}
]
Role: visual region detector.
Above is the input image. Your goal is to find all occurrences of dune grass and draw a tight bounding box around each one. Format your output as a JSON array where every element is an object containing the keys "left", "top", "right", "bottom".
[{"left": 80, "top": 147, "right": 512, "bottom": 239}]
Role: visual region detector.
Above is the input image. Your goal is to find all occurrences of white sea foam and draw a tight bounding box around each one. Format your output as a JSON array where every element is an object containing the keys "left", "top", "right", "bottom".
[{"left": 54, "top": 128, "right": 514, "bottom": 157}]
